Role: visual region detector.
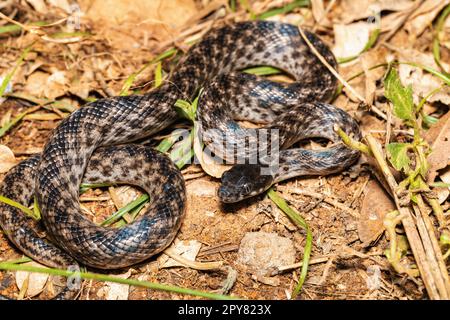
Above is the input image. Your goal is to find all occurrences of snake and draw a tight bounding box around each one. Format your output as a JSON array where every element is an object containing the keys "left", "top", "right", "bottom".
[{"left": 0, "top": 21, "right": 361, "bottom": 299}]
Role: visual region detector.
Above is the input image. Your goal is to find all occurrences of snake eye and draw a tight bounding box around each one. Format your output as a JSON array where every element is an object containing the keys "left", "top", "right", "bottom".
[{"left": 242, "top": 184, "right": 251, "bottom": 195}]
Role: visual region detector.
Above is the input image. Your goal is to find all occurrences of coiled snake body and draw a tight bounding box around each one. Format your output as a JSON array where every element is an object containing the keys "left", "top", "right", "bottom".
[{"left": 0, "top": 21, "right": 360, "bottom": 299}]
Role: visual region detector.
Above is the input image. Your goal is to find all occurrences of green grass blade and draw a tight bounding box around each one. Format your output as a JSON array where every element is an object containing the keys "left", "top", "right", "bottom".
[
  {"left": 0, "top": 195, "right": 35, "bottom": 219},
  {"left": 2, "top": 257, "right": 32, "bottom": 264},
  {"left": 119, "top": 47, "right": 178, "bottom": 96},
  {"left": 0, "top": 21, "right": 47, "bottom": 34},
  {"left": 156, "top": 130, "right": 186, "bottom": 153},
  {"left": 0, "top": 261, "right": 237, "bottom": 300},
  {"left": 101, "top": 194, "right": 150, "bottom": 226},
  {"left": 243, "top": 66, "right": 282, "bottom": 76},
  {"left": 0, "top": 110, "right": 28, "bottom": 138},
  {"left": 154, "top": 61, "right": 163, "bottom": 88},
  {"left": 257, "top": 0, "right": 310, "bottom": 20},
  {"left": 417, "top": 85, "right": 446, "bottom": 112},
  {"left": 33, "top": 196, "right": 41, "bottom": 220},
  {"left": 79, "top": 183, "right": 113, "bottom": 194},
  {"left": 0, "top": 44, "right": 33, "bottom": 98},
  {"left": 267, "top": 188, "right": 312, "bottom": 298},
  {"left": 239, "top": 0, "right": 257, "bottom": 20},
  {"left": 433, "top": 4, "right": 450, "bottom": 74},
  {"left": 230, "top": 0, "right": 237, "bottom": 12}
]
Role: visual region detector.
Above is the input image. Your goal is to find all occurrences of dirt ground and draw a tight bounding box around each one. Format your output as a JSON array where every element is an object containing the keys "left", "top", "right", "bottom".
[{"left": 0, "top": 0, "right": 449, "bottom": 300}]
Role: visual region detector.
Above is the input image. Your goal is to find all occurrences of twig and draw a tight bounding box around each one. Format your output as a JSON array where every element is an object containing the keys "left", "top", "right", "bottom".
[
  {"left": 280, "top": 186, "right": 359, "bottom": 218},
  {"left": 415, "top": 195, "right": 450, "bottom": 295},
  {"left": 297, "top": 25, "right": 366, "bottom": 104},
  {"left": 163, "top": 247, "right": 223, "bottom": 271}
]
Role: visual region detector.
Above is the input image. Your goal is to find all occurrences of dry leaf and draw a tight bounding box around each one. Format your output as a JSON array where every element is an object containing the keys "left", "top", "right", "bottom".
[
  {"left": 397, "top": 50, "right": 450, "bottom": 105},
  {"left": 441, "top": 167, "right": 450, "bottom": 185},
  {"left": 339, "top": 0, "right": 414, "bottom": 24},
  {"left": 358, "top": 179, "right": 395, "bottom": 246},
  {"left": 103, "top": 270, "right": 131, "bottom": 300},
  {"left": 44, "top": 70, "right": 69, "bottom": 100},
  {"left": 69, "top": 79, "right": 91, "bottom": 100},
  {"left": 185, "top": 178, "right": 217, "bottom": 197},
  {"left": 360, "top": 52, "right": 380, "bottom": 106},
  {"left": 0, "top": 145, "right": 17, "bottom": 173},
  {"left": 108, "top": 186, "right": 141, "bottom": 209},
  {"left": 15, "top": 262, "right": 50, "bottom": 297},
  {"left": 82, "top": 0, "right": 196, "bottom": 26},
  {"left": 160, "top": 240, "right": 202, "bottom": 268},
  {"left": 24, "top": 71, "right": 49, "bottom": 98},
  {"left": 79, "top": 0, "right": 197, "bottom": 49},
  {"left": 47, "top": 0, "right": 72, "bottom": 13},
  {"left": 311, "top": 0, "right": 331, "bottom": 27},
  {"left": 425, "top": 111, "right": 450, "bottom": 184},
  {"left": 193, "top": 125, "right": 231, "bottom": 178},
  {"left": 332, "top": 22, "right": 376, "bottom": 59},
  {"left": 404, "top": 0, "right": 450, "bottom": 37}
]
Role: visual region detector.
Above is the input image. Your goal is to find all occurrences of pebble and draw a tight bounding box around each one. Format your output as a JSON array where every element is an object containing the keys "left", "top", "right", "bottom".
[{"left": 237, "top": 232, "right": 296, "bottom": 276}]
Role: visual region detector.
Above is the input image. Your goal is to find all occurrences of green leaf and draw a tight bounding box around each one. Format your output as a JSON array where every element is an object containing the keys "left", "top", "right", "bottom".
[
  {"left": 174, "top": 89, "right": 202, "bottom": 122},
  {"left": 410, "top": 175, "right": 429, "bottom": 192},
  {"left": 384, "top": 68, "right": 414, "bottom": 121},
  {"left": 0, "top": 195, "right": 35, "bottom": 219},
  {"left": 386, "top": 143, "right": 411, "bottom": 172},
  {"left": 440, "top": 231, "right": 450, "bottom": 246}
]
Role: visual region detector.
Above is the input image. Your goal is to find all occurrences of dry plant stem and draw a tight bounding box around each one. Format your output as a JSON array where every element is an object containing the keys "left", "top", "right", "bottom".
[
  {"left": 281, "top": 186, "right": 358, "bottom": 218},
  {"left": 427, "top": 197, "right": 446, "bottom": 229},
  {"left": 163, "top": 247, "right": 223, "bottom": 271},
  {"left": 415, "top": 195, "right": 450, "bottom": 293},
  {"left": 385, "top": 104, "right": 392, "bottom": 146},
  {"left": 366, "top": 135, "right": 448, "bottom": 300}
]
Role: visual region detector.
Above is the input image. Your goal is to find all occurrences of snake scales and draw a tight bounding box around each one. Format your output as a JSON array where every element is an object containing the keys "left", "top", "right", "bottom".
[{"left": 0, "top": 21, "right": 361, "bottom": 299}]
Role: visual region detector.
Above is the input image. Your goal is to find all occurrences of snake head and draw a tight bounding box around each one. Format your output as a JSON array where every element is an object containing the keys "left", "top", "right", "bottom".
[{"left": 218, "top": 164, "right": 274, "bottom": 203}]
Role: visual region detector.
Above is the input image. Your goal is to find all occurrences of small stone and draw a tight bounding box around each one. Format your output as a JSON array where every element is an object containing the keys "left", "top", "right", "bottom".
[{"left": 237, "top": 232, "right": 296, "bottom": 276}]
